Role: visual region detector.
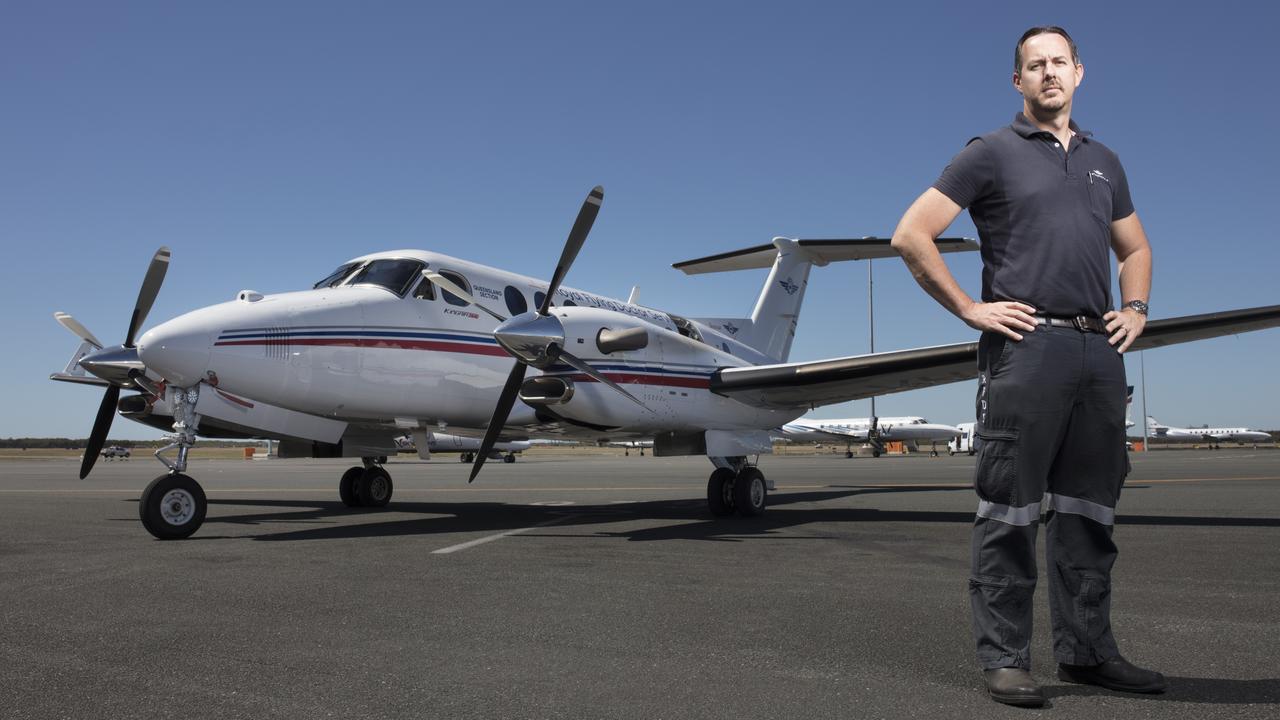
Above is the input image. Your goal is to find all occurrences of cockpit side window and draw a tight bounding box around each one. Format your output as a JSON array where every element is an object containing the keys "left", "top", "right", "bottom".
[
  {"left": 347, "top": 259, "right": 426, "bottom": 297},
  {"left": 437, "top": 270, "right": 472, "bottom": 307},
  {"left": 411, "top": 271, "right": 435, "bottom": 300},
  {"left": 313, "top": 262, "right": 362, "bottom": 289}
]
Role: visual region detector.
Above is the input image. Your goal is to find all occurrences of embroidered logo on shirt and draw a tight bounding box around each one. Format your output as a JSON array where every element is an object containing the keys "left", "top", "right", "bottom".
[{"left": 1089, "top": 169, "right": 1110, "bottom": 184}]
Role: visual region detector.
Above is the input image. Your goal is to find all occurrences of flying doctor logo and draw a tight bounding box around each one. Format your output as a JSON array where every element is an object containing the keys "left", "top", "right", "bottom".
[
  {"left": 779, "top": 277, "right": 800, "bottom": 295},
  {"left": 722, "top": 322, "right": 739, "bottom": 335}
]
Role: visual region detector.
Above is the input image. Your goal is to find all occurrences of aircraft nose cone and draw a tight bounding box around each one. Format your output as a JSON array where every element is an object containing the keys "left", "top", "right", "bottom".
[
  {"left": 137, "top": 314, "right": 215, "bottom": 387},
  {"left": 494, "top": 312, "right": 565, "bottom": 368}
]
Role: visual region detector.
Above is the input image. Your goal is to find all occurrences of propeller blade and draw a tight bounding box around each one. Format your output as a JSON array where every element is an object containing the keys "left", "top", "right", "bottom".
[
  {"left": 469, "top": 361, "right": 528, "bottom": 483},
  {"left": 538, "top": 186, "right": 603, "bottom": 315},
  {"left": 422, "top": 271, "right": 507, "bottom": 322},
  {"left": 80, "top": 385, "right": 120, "bottom": 479},
  {"left": 556, "top": 349, "right": 648, "bottom": 409},
  {"left": 53, "top": 312, "right": 104, "bottom": 349},
  {"left": 125, "top": 246, "right": 171, "bottom": 347}
]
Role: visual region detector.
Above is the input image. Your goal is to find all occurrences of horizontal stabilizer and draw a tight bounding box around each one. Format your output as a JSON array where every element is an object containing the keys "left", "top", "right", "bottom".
[{"left": 673, "top": 237, "right": 977, "bottom": 275}]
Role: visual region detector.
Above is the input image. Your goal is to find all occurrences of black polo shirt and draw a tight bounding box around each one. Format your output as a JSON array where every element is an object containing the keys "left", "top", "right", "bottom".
[{"left": 933, "top": 112, "right": 1135, "bottom": 318}]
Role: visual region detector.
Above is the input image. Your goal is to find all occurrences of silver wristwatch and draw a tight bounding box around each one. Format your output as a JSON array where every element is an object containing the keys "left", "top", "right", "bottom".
[{"left": 1123, "top": 299, "right": 1149, "bottom": 316}]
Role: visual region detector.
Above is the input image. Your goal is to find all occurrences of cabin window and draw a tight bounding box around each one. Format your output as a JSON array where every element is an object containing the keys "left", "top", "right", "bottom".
[
  {"left": 313, "top": 262, "right": 362, "bottom": 289},
  {"left": 671, "top": 315, "right": 703, "bottom": 342},
  {"left": 437, "top": 270, "right": 472, "bottom": 306},
  {"left": 504, "top": 286, "right": 528, "bottom": 316},
  {"left": 533, "top": 291, "right": 546, "bottom": 310},
  {"left": 348, "top": 258, "right": 425, "bottom": 297}
]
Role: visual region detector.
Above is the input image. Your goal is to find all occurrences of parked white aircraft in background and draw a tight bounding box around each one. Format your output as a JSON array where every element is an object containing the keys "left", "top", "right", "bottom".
[
  {"left": 50, "top": 187, "right": 1280, "bottom": 539},
  {"left": 1145, "top": 417, "right": 1272, "bottom": 448},
  {"left": 608, "top": 439, "right": 654, "bottom": 456},
  {"left": 393, "top": 432, "right": 529, "bottom": 464},
  {"left": 778, "top": 416, "right": 960, "bottom": 457}
]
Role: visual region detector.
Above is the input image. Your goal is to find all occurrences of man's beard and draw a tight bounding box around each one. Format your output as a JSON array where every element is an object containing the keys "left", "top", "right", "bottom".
[{"left": 1029, "top": 89, "right": 1067, "bottom": 113}]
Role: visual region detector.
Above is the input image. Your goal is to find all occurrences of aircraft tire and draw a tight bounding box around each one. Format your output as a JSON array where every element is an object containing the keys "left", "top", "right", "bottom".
[
  {"left": 339, "top": 466, "right": 363, "bottom": 507},
  {"left": 845, "top": 450, "right": 853, "bottom": 459},
  {"left": 503, "top": 453, "right": 516, "bottom": 464},
  {"left": 706, "top": 468, "right": 736, "bottom": 517},
  {"left": 357, "top": 466, "right": 393, "bottom": 508},
  {"left": 733, "top": 467, "right": 767, "bottom": 517},
  {"left": 139, "top": 473, "right": 207, "bottom": 540},
  {"left": 460, "top": 453, "right": 473, "bottom": 463}
]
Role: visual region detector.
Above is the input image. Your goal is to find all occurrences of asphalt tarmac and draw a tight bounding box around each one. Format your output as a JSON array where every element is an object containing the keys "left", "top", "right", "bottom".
[{"left": 2, "top": 450, "right": 1278, "bottom": 719}]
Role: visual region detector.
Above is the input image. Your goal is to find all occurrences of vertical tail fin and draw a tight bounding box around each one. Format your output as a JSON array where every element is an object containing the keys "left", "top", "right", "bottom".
[
  {"left": 671, "top": 236, "right": 978, "bottom": 363},
  {"left": 741, "top": 238, "right": 814, "bottom": 362}
]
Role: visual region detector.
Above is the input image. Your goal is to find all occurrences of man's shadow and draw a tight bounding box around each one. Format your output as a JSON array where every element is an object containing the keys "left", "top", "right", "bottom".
[{"left": 1047, "top": 676, "right": 1280, "bottom": 705}]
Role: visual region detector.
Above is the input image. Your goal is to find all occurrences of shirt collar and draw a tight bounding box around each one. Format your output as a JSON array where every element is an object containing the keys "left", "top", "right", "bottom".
[{"left": 1011, "top": 112, "right": 1092, "bottom": 141}]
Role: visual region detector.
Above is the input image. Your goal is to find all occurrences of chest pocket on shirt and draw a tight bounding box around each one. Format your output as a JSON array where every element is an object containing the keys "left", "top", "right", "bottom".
[{"left": 1087, "top": 169, "right": 1114, "bottom": 227}]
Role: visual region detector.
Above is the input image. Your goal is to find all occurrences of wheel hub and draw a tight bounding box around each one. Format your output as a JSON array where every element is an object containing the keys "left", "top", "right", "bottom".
[
  {"left": 370, "top": 475, "right": 388, "bottom": 501},
  {"left": 160, "top": 488, "right": 195, "bottom": 526}
]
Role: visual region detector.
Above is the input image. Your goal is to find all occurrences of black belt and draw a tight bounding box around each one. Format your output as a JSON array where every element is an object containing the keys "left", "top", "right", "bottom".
[{"left": 1034, "top": 314, "right": 1107, "bottom": 333}]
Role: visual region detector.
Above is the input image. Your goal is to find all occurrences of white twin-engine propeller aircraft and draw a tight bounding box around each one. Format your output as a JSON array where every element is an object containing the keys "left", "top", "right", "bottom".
[
  {"left": 52, "top": 187, "right": 1280, "bottom": 539},
  {"left": 779, "top": 416, "right": 962, "bottom": 457},
  {"left": 1144, "top": 417, "right": 1272, "bottom": 447}
]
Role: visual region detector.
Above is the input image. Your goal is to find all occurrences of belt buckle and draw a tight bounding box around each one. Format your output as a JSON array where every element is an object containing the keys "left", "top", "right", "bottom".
[{"left": 1072, "top": 315, "right": 1090, "bottom": 332}]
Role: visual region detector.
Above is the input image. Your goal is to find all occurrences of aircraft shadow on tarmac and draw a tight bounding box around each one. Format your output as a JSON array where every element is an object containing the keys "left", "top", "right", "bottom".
[
  {"left": 115, "top": 484, "right": 1280, "bottom": 543},
  {"left": 1047, "top": 676, "right": 1280, "bottom": 705}
]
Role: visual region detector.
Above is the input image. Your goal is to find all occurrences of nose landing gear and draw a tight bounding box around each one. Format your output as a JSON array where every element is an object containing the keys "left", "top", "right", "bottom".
[{"left": 141, "top": 385, "right": 209, "bottom": 540}]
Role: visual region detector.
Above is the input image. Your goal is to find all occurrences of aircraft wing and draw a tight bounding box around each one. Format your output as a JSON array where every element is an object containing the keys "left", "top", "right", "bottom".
[{"left": 712, "top": 304, "right": 1280, "bottom": 410}]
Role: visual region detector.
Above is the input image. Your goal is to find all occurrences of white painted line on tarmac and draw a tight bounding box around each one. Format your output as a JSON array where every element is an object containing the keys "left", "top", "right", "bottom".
[{"left": 431, "top": 515, "right": 572, "bottom": 555}]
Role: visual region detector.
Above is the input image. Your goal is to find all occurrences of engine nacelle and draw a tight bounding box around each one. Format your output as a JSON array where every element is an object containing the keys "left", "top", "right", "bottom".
[{"left": 524, "top": 306, "right": 741, "bottom": 430}]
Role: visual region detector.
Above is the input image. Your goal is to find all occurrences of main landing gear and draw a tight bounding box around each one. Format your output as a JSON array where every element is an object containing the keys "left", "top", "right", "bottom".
[
  {"left": 706, "top": 457, "right": 768, "bottom": 517},
  {"left": 338, "top": 459, "right": 394, "bottom": 508}
]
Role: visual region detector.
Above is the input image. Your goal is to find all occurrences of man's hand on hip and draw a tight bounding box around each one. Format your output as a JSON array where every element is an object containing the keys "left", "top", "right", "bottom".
[
  {"left": 1104, "top": 308, "right": 1146, "bottom": 353},
  {"left": 961, "top": 301, "right": 1038, "bottom": 341}
]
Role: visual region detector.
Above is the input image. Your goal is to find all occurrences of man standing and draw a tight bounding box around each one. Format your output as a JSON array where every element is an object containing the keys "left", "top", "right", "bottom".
[{"left": 890, "top": 27, "right": 1165, "bottom": 707}]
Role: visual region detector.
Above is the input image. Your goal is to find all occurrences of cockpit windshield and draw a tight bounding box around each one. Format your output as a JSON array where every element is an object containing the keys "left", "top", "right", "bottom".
[
  {"left": 346, "top": 258, "right": 426, "bottom": 296},
  {"left": 313, "top": 262, "right": 362, "bottom": 289}
]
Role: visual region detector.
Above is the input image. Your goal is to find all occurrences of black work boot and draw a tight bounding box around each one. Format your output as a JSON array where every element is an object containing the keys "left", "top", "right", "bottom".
[
  {"left": 983, "top": 668, "right": 1046, "bottom": 707},
  {"left": 1057, "top": 656, "right": 1168, "bottom": 693}
]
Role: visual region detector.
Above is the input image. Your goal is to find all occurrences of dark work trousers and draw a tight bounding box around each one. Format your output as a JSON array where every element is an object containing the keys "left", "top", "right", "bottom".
[{"left": 970, "top": 325, "right": 1130, "bottom": 670}]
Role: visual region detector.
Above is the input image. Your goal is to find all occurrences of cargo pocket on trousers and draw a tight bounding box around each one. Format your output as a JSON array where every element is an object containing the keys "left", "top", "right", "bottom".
[{"left": 974, "top": 427, "right": 1019, "bottom": 505}]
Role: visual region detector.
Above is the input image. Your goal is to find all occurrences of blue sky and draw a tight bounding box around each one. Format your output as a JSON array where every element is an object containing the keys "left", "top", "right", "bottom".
[{"left": 3, "top": 1, "right": 1278, "bottom": 438}]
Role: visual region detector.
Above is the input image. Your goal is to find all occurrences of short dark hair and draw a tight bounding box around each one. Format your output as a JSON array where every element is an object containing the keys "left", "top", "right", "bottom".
[{"left": 1014, "top": 26, "right": 1079, "bottom": 73}]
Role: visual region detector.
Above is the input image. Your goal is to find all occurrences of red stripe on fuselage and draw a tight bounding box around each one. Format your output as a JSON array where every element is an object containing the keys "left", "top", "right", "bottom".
[
  {"left": 213, "top": 338, "right": 511, "bottom": 357},
  {"left": 212, "top": 339, "right": 713, "bottom": 387},
  {"left": 560, "top": 372, "right": 710, "bottom": 389}
]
